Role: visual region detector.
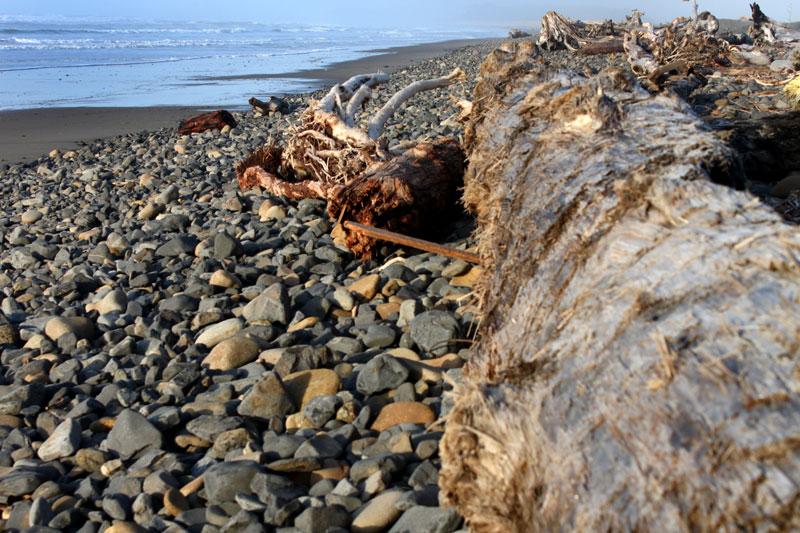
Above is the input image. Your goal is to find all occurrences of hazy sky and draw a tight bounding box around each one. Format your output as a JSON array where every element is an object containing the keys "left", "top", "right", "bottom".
[{"left": 2, "top": 0, "right": 796, "bottom": 30}]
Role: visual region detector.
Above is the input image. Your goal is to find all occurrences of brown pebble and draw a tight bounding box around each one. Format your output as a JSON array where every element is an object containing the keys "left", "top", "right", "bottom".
[
  {"left": 283, "top": 369, "right": 341, "bottom": 410},
  {"left": 105, "top": 522, "right": 149, "bottom": 533},
  {"left": 163, "top": 487, "right": 190, "bottom": 517},
  {"left": 348, "top": 274, "right": 381, "bottom": 300},
  {"left": 371, "top": 402, "right": 436, "bottom": 432}
]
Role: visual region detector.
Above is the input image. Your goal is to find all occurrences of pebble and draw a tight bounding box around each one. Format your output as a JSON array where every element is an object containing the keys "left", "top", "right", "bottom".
[
  {"left": 283, "top": 368, "right": 342, "bottom": 409},
  {"left": 388, "top": 505, "right": 463, "bottom": 533},
  {"left": 348, "top": 274, "right": 381, "bottom": 300},
  {"left": 195, "top": 317, "right": 245, "bottom": 347},
  {"left": 351, "top": 489, "right": 405, "bottom": 532},
  {"left": 237, "top": 371, "right": 295, "bottom": 418},
  {"left": 202, "top": 337, "right": 260, "bottom": 370},
  {"left": 44, "top": 316, "right": 95, "bottom": 341},
  {"left": 37, "top": 418, "right": 81, "bottom": 461},
  {"left": 371, "top": 402, "right": 436, "bottom": 432}
]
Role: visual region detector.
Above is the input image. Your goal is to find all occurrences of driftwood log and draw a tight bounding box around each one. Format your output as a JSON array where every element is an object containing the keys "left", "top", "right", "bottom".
[
  {"left": 249, "top": 96, "right": 288, "bottom": 114},
  {"left": 328, "top": 138, "right": 465, "bottom": 260},
  {"left": 439, "top": 41, "right": 800, "bottom": 532},
  {"left": 177, "top": 110, "right": 236, "bottom": 135}
]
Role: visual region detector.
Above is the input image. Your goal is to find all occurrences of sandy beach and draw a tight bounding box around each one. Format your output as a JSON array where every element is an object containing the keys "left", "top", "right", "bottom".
[{"left": 0, "top": 39, "right": 494, "bottom": 165}]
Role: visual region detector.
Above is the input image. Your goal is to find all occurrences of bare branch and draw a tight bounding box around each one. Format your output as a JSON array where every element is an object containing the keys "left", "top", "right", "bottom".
[{"left": 367, "top": 68, "right": 465, "bottom": 139}]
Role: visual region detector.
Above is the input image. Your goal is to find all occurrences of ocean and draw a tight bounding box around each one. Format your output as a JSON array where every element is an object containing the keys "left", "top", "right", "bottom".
[{"left": 0, "top": 16, "right": 500, "bottom": 111}]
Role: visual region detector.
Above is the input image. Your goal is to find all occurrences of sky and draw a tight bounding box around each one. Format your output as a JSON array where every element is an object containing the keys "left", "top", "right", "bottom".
[{"left": 1, "top": 0, "right": 796, "bottom": 30}]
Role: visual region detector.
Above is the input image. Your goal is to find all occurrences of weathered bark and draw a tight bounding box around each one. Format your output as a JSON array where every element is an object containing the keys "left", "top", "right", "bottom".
[
  {"left": 177, "top": 110, "right": 236, "bottom": 135},
  {"left": 327, "top": 138, "right": 465, "bottom": 261},
  {"left": 749, "top": 2, "right": 776, "bottom": 43},
  {"left": 440, "top": 41, "right": 800, "bottom": 532},
  {"left": 537, "top": 11, "right": 584, "bottom": 51},
  {"left": 241, "top": 167, "right": 341, "bottom": 200}
]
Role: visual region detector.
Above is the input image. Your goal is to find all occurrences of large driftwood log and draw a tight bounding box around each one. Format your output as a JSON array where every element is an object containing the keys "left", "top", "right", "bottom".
[
  {"left": 327, "top": 138, "right": 465, "bottom": 261},
  {"left": 439, "top": 41, "right": 800, "bottom": 532}
]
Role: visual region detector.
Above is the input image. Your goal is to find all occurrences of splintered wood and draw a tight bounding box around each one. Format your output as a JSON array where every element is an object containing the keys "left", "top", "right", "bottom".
[{"left": 439, "top": 41, "right": 800, "bottom": 532}]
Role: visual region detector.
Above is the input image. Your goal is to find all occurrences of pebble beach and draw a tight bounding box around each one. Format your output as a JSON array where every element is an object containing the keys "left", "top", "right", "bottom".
[{"left": 0, "top": 28, "right": 798, "bottom": 532}]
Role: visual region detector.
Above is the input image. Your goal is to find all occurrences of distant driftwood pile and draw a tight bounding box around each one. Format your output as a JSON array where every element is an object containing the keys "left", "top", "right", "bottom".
[{"left": 438, "top": 40, "right": 800, "bottom": 532}]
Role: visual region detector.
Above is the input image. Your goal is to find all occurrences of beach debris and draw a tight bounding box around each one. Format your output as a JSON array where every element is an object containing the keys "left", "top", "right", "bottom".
[
  {"left": 439, "top": 40, "right": 800, "bottom": 532},
  {"left": 508, "top": 28, "right": 531, "bottom": 39},
  {"left": 536, "top": 11, "right": 585, "bottom": 51},
  {"left": 249, "top": 96, "right": 289, "bottom": 115},
  {"left": 236, "top": 69, "right": 468, "bottom": 260},
  {"left": 177, "top": 110, "right": 237, "bottom": 135},
  {"left": 327, "top": 138, "right": 465, "bottom": 260},
  {"left": 786, "top": 74, "right": 800, "bottom": 108}
]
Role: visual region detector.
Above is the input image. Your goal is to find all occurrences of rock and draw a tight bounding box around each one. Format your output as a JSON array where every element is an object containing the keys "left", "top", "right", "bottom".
[
  {"left": 0, "top": 323, "right": 19, "bottom": 346},
  {"left": 294, "top": 434, "right": 343, "bottom": 459},
  {"left": 237, "top": 372, "right": 295, "bottom": 419},
  {"left": 91, "top": 289, "right": 128, "bottom": 315},
  {"left": 37, "top": 418, "right": 81, "bottom": 461},
  {"left": 273, "top": 345, "right": 331, "bottom": 377},
  {"left": 262, "top": 205, "right": 286, "bottom": 220},
  {"left": 362, "top": 324, "right": 397, "bottom": 348},
  {"left": 203, "top": 460, "right": 262, "bottom": 504},
  {"left": 155, "top": 235, "right": 198, "bottom": 257},
  {"left": 138, "top": 202, "right": 164, "bottom": 220},
  {"left": 302, "top": 395, "right": 343, "bottom": 427},
  {"left": 210, "top": 269, "right": 242, "bottom": 289},
  {"left": 282, "top": 369, "right": 341, "bottom": 410},
  {"left": 203, "top": 337, "right": 260, "bottom": 371},
  {"left": 409, "top": 310, "right": 461, "bottom": 355},
  {"left": 371, "top": 402, "right": 436, "bottom": 432},
  {"left": 44, "top": 316, "right": 94, "bottom": 341},
  {"left": 348, "top": 274, "right": 381, "bottom": 300},
  {"left": 332, "top": 288, "right": 356, "bottom": 311},
  {"left": 105, "top": 409, "right": 164, "bottom": 460},
  {"left": 451, "top": 266, "right": 482, "bottom": 288},
  {"left": 388, "top": 505, "right": 462, "bottom": 533},
  {"left": 105, "top": 521, "right": 150, "bottom": 533},
  {"left": 287, "top": 316, "right": 319, "bottom": 332},
  {"left": 772, "top": 171, "right": 800, "bottom": 199},
  {"left": 397, "top": 300, "right": 422, "bottom": 328},
  {"left": 195, "top": 317, "right": 245, "bottom": 347},
  {"left": 242, "top": 283, "right": 289, "bottom": 325},
  {"left": 214, "top": 231, "right": 243, "bottom": 258},
  {"left": 351, "top": 489, "right": 404, "bottom": 532},
  {"left": 357, "top": 354, "right": 410, "bottom": 395},
  {"left": 163, "top": 487, "right": 190, "bottom": 517},
  {"left": 21, "top": 209, "right": 43, "bottom": 224},
  {"left": 294, "top": 505, "right": 351, "bottom": 533}
]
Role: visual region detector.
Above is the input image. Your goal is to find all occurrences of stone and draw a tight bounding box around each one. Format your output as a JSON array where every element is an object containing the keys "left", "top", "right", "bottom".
[
  {"left": 214, "top": 231, "right": 243, "bottom": 258},
  {"left": 37, "top": 418, "right": 80, "bottom": 461},
  {"left": 0, "top": 323, "right": 18, "bottom": 346},
  {"left": 397, "top": 300, "right": 422, "bottom": 328},
  {"left": 203, "top": 337, "right": 260, "bottom": 371},
  {"left": 155, "top": 235, "right": 198, "bottom": 257},
  {"left": 350, "top": 489, "right": 403, "bottom": 533},
  {"left": 357, "top": 354, "right": 409, "bottom": 395},
  {"left": 242, "top": 283, "right": 289, "bottom": 325},
  {"left": 772, "top": 171, "right": 800, "bottom": 199},
  {"left": 332, "top": 287, "right": 356, "bottom": 311},
  {"left": 21, "top": 209, "right": 44, "bottom": 224},
  {"left": 294, "top": 505, "right": 351, "bottom": 533},
  {"left": 302, "top": 395, "right": 343, "bottom": 427},
  {"left": 451, "top": 266, "right": 483, "bottom": 288},
  {"left": 104, "top": 521, "right": 149, "bottom": 533},
  {"left": 262, "top": 205, "right": 286, "bottom": 220},
  {"left": 203, "top": 460, "right": 262, "bottom": 504},
  {"left": 211, "top": 428, "right": 253, "bottom": 459},
  {"left": 210, "top": 269, "right": 242, "bottom": 289},
  {"left": 273, "top": 345, "right": 331, "bottom": 377},
  {"left": 388, "top": 505, "right": 462, "bottom": 533},
  {"left": 294, "top": 434, "right": 344, "bottom": 459},
  {"left": 409, "top": 310, "right": 461, "bottom": 355},
  {"left": 362, "top": 324, "right": 397, "bottom": 349},
  {"left": 287, "top": 316, "right": 319, "bottom": 332},
  {"left": 237, "top": 372, "right": 295, "bottom": 419},
  {"left": 195, "top": 317, "right": 245, "bottom": 347},
  {"left": 163, "top": 487, "right": 190, "bottom": 517},
  {"left": 138, "top": 202, "right": 164, "bottom": 220},
  {"left": 371, "top": 402, "right": 436, "bottom": 432},
  {"left": 44, "top": 316, "right": 94, "bottom": 341},
  {"left": 90, "top": 289, "right": 128, "bottom": 315},
  {"left": 105, "top": 409, "right": 164, "bottom": 460},
  {"left": 282, "top": 369, "right": 341, "bottom": 410},
  {"left": 348, "top": 274, "right": 380, "bottom": 300}
]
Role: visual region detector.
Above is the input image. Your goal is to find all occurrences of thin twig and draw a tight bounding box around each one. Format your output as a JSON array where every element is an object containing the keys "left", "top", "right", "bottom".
[{"left": 342, "top": 221, "right": 482, "bottom": 264}]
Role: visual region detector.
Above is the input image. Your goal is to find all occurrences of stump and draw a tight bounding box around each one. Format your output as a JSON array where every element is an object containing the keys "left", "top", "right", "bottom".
[{"left": 439, "top": 41, "right": 800, "bottom": 532}]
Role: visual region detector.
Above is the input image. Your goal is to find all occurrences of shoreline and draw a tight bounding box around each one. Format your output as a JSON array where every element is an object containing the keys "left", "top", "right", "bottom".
[{"left": 0, "top": 37, "right": 500, "bottom": 165}]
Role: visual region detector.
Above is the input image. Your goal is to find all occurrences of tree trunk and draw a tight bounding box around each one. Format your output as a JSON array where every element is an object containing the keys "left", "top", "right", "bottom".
[
  {"left": 327, "top": 138, "right": 465, "bottom": 261},
  {"left": 177, "top": 110, "right": 236, "bottom": 135},
  {"left": 439, "top": 41, "right": 800, "bottom": 532}
]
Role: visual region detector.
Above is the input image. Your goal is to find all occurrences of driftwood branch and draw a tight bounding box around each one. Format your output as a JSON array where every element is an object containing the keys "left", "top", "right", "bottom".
[
  {"left": 441, "top": 41, "right": 800, "bottom": 532},
  {"left": 367, "top": 68, "right": 465, "bottom": 139}
]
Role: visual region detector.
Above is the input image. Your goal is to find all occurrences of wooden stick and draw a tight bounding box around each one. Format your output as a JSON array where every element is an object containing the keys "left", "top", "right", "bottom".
[{"left": 342, "top": 221, "right": 482, "bottom": 264}]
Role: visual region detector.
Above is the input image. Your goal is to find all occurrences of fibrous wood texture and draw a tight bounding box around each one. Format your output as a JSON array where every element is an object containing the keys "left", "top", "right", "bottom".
[
  {"left": 177, "top": 110, "right": 236, "bottom": 135},
  {"left": 328, "top": 138, "right": 465, "bottom": 261},
  {"left": 439, "top": 41, "right": 800, "bottom": 532}
]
